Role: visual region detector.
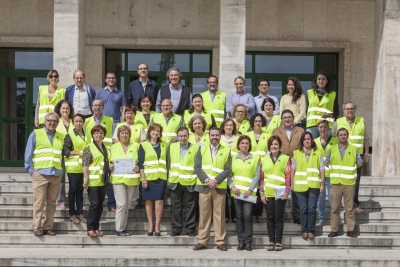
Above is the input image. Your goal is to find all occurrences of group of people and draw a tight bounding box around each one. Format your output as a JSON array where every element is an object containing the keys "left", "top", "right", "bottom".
[{"left": 24, "top": 65, "right": 369, "bottom": 252}]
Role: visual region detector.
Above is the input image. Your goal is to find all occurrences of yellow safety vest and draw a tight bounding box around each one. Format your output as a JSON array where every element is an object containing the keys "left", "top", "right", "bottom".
[
  {"left": 336, "top": 117, "right": 365, "bottom": 154},
  {"left": 314, "top": 136, "right": 338, "bottom": 178},
  {"left": 248, "top": 131, "right": 269, "bottom": 156},
  {"left": 134, "top": 111, "right": 156, "bottom": 131},
  {"left": 110, "top": 142, "right": 140, "bottom": 186},
  {"left": 115, "top": 122, "right": 143, "bottom": 144},
  {"left": 196, "top": 145, "right": 231, "bottom": 190},
  {"left": 292, "top": 149, "right": 322, "bottom": 192},
  {"left": 56, "top": 119, "right": 74, "bottom": 135},
  {"left": 220, "top": 136, "right": 239, "bottom": 156},
  {"left": 231, "top": 154, "right": 259, "bottom": 197},
  {"left": 87, "top": 143, "right": 111, "bottom": 187},
  {"left": 65, "top": 130, "right": 86, "bottom": 173},
  {"left": 84, "top": 115, "right": 113, "bottom": 149},
  {"left": 32, "top": 129, "right": 65, "bottom": 170},
  {"left": 152, "top": 113, "right": 181, "bottom": 142},
  {"left": 168, "top": 142, "right": 198, "bottom": 186},
  {"left": 265, "top": 115, "right": 281, "bottom": 141},
  {"left": 306, "top": 89, "right": 336, "bottom": 128},
  {"left": 188, "top": 133, "right": 209, "bottom": 146},
  {"left": 329, "top": 144, "right": 358, "bottom": 185},
  {"left": 184, "top": 110, "right": 213, "bottom": 131},
  {"left": 234, "top": 119, "right": 250, "bottom": 134},
  {"left": 141, "top": 141, "right": 168, "bottom": 181},
  {"left": 37, "top": 86, "right": 66, "bottom": 124},
  {"left": 201, "top": 91, "right": 226, "bottom": 127},
  {"left": 261, "top": 154, "right": 290, "bottom": 198}
]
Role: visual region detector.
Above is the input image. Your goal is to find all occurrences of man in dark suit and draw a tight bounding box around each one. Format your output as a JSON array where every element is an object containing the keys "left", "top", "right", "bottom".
[
  {"left": 272, "top": 109, "right": 304, "bottom": 224},
  {"left": 128, "top": 63, "right": 159, "bottom": 109}
]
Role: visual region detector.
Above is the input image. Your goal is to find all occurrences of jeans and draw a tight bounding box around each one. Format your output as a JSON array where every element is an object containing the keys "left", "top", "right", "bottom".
[
  {"left": 56, "top": 173, "right": 66, "bottom": 205},
  {"left": 67, "top": 173, "right": 84, "bottom": 216},
  {"left": 107, "top": 183, "right": 116, "bottom": 210},
  {"left": 353, "top": 162, "right": 363, "bottom": 208},
  {"left": 291, "top": 191, "right": 300, "bottom": 221},
  {"left": 233, "top": 198, "right": 254, "bottom": 246},
  {"left": 265, "top": 197, "right": 287, "bottom": 244},
  {"left": 296, "top": 188, "right": 320, "bottom": 234},
  {"left": 317, "top": 177, "right": 331, "bottom": 222},
  {"left": 252, "top": 189, "right": 264, "bottom": 217}
]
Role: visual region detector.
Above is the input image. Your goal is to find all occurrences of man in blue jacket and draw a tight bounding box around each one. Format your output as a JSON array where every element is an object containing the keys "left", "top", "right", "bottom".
[
  {"left": 65, "top": 70, "right": 96, "bottom": 118},
  {"left": 128, "top": 63, "right": 159, "bottom": 109}
]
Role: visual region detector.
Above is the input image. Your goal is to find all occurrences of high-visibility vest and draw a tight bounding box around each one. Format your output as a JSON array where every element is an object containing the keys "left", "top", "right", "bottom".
[
  {"left": 248, "top": 131, "right": 269, "bottom": 156},
  {"left": 65, "top": 130, "right": 86, "bottom": 173},
  {"left": 220, "top": 136, "right": 239, "bottom": 156},
  {"left": 231, "top": 154, "right": 259, "bottom": 197},
  {"left": 110, "top": 142, "right": 140, "bottom": 186},
  {"left": 196, "top": 145, "right": 231, "bottom": 190},
  {"left": 314, "top": 136, "right": 338, "bottom": 178},
  {"left": 234, "top": 119, "right": 250, "bottom": 134},
  {"left": 115, "top": 122, "right": 142, "bottom": 144},
  {"left": 134, "top": 111, "right": 156, "bottom": 131},
  {"left": 141, "top": 141, "right": 168, "bottom": 181},
  {"left": 87, "top": 142, "right": 111, "bottom": 187},
  {"left": 84, "top": 115, "right": 113, "bottom": 149},
  {"left": 37, "top": 86, "right": 66, "bottom": 124},
  {"left": 32, "top": 128, "right": 65, "bottom": 170},
  {"left": 336, "top": 117, "right": 365, "bottom": 154},
  {"left": 183, "top": 110, "right": 213, "bottom": 131},
  {"left": 265, "top": 115, "right": 281, "bottom": 141},
  {"left": 168, "top": 142, "right": 198, "bottom": 186},
  {"left": 306, "top": 89, "right": 336, "bottom": 128},
  {"left": 152, "top": 113, "right": 181, "bottom": 142},
  {"left": 201, "top": 91, "right": 226, "bottom": 127},
  {"left": 292, "top": 149, "right": 322, "bottom": 192},
  {"left": 329, "top": 144, "right": 357, "bottom": 185},
  {"left": 56, "top": 119, "right": 73, "bottom": 135},
  {"left": 261, "top": 154, "right": 290, "bottom": 198},
  {"left": 188, "top": 133, "right": 209, "bottom": 146}
]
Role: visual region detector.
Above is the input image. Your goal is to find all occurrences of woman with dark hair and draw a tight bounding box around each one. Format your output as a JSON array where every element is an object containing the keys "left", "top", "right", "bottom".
[
  {"left": 261, "top": 98, "right": 282, "bottom": 140},
  {"left": 34, "top": 69, "right": 66, "bottom": 127},
  {"left": 279, "top": 77, "right": 306, "bottom": 127},
  {"left": 232, "top": 104, "right": 250, "bottom": 134},
  {"left": 113, "top": 105, "right": 143, "bottom": 144},
  {"left": 184, "top": 94, "right": 216, "bottom": 132},
  {"left": 135, "top": 94, "right": 156, "bottom": 131},
  {"left": 306, "top": 71, "right": 339, "bottom": 138},
  {"left": 188, "top": 115, "right": 209, "bottom": 146},
  {"left": 291, "top": 131, "right": 325, "bottom": 240},
  {"left": 260, "top": 135, "right": 291, "bottom": 251},
  {"left": 138, "top": 123, "right": 168, "bottom": 236},
  {"left": 229, "top": 135, "right": 260, "bottom": 251},
  {"left": 63, "top": 113, "right": 87, "bottom": 224},
  {"left": 82, "top": 125, "right": 113, "bottom": 237}
]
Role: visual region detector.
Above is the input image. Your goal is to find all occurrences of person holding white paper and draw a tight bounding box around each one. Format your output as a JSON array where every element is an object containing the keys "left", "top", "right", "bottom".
[{"left": 229, "top": 135, "right": 260, "bottom": 251}]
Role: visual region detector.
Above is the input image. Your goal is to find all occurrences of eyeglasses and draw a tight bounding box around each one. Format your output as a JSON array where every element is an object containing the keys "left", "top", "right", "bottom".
[
  {"left": 46, "top": 119, "right": 59, "bottom": 124},
  {"left": 236, "top": 110, "right": 245, "bottom": 113},
  {"left": 48, "top": 75, "right": 59, "bottom": 79}
]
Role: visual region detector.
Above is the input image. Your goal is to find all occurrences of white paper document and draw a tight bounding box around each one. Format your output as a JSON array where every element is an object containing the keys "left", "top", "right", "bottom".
[
  {"left": 114, "top": 158, "right": 135, "bottom": 174},
  {"left": 234, "top": 194, "right": 257, "bottom": 204}
]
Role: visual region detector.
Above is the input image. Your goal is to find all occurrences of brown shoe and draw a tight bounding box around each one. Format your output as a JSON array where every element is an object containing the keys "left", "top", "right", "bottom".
[
  {"left": 33, "top": 229, "right": 44, "bottom": 236},
  {"left": 87, "top": 230, "right": 97, "bottom": 237},
  {"left": 316, "top": 221, "right": 325, "bottom": 226},
  {"left": 308, "top": 233, "right": 315, "bottom": 240},
  {"left": 217, "top": 244, "right": 228, "bottom": 251},
  {"left": 77, "top": 214, "right": 87, "bottom": 223},
  {"left": 193, "top": 243, "right": 207, "bottom": 250},
  {"left": 70, "top": 215, "right": 80, "bottom": 224},
  {"left": 94, "top": 230, "right": 103, "bottom": 237},
  {"left": 257, "top": 216, "right": 263, "bottom": 223},
  {"left": 302, "top": 233, "right": 308, "bottom": 240},
  {"left": 44, "top": 229, "right": 56, "bottom": 236},
  {"left": 253, "top": 216, "right": 257, "bottom": 223}
]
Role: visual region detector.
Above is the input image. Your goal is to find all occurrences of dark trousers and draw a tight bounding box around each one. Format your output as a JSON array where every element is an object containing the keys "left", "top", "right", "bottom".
[
  {"left": 170, "top": 184, "right": 198, "bottom": 234},
  {"left": 296, "top": 188, "right": 320, "bottom": 234},
  {"left": 252, "top": 189, "right": 264, "bottom": 217},
  {"left": 291, "top": 191, "right": 300, "bottom": 221},
  {"left": 353, "top": 161, "right": 364, "bottom": 208},
  {"left": 87, "top": 185, "right": 107, "bottom": 231},
  {"left": 67, "top": 173, "right": 84, "bottom": 216},
  {"left": 233, "top": 198, "right": 254, "bottom": 245},
  {"left": 106, "top": 183, "right": 116, "bottom": 210},
  {"left": 225, "top": 187, "right": 236, "bottom": 219},
  {"left": 265, "top": 197, "right": 287, "bottom": 244}
]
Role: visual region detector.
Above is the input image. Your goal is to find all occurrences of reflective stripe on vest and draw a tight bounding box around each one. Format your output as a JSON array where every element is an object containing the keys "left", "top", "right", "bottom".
[
  {"left": 248, "top": 131, "right": 269, "bottom": 156},
  {"left": 85, "top": 115, "right": 114, "bottom": 149},
  {"left": 265, "top": 115, "right": 281, "bottom": 140},
  {"left": 336, "top": 117, "right": 365, "bottom": 154},
  {"left": 32, "top": 129, "right": 65, "bottom": 170},
  {"left": 87, "top": 143, "right": 111, "bottom": 187},
  {"left": 152, "top": 113, "right": 182, "bottom": 142},
  {"left": 306, "top": 89, "right": 336, "bottom": 128},
  {"left": 314, "top": 136, "right": 338, "bottom": 178},
  {"left": 65, "top": 130, "right": 86, "bottom": 173},
  {"left": 293, "top": 149, "right": 322, "bottom": 192},
  {"left": 231, "top": 154, "right": 259, "bottom": 197},
  {"left": 201, "top": 91, "right": 226, "bottom": 127},
  {"left": 37, "top": 86, "right": 66, "bottom": 124},
  {"left": 261, "top": 154, "right": 290, "bottom": 198},
  {"left": 116, "top": 122, "right": 143, "bottom": 144},
  {"left": 329, "top": 144, "right": 357, "bottom": 185},
  {"left": 141, "top": 141, "right": 168, "bottom": 181},
  {"left": 110, "top": 142, "right": 140, "bottom": 186},
  {"left": 168, "top": 142, "right": 198, "bottom": 186}
]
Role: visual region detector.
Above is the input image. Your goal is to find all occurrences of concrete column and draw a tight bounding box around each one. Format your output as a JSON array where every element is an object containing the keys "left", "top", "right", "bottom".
[
  {"left": 219, "top": 0, "right": 246, "bottom": 93},
  {"left": 372, "top": 0, "right": 400, "bottom": 177},
  {"left": 53, "top": 0, "right": 85, "bottom": 88}
]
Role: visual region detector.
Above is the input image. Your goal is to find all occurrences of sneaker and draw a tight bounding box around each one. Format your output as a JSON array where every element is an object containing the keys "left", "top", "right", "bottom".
[
  {"left": 328, "top": 232, "right": 338, "bottom": 237},
  {"left": 57, "top": 205, "right": 66, "bottom": 210},
  {"left": 347, "top": 231, "right": 357, "bottom": 238},
  {"left": 77, "top": 214, "right": 87, "bottom": 223},
  {"left": 70, "top": 215, "right": 80, "bottom": 224},
  {"left": 316, "top": 221, "right": 325, "bottom": 226}
]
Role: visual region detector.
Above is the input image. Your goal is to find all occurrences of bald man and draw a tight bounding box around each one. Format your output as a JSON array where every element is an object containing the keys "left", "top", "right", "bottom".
[{"left": 151, "top": 99, "right": 184, "bottom": 143}]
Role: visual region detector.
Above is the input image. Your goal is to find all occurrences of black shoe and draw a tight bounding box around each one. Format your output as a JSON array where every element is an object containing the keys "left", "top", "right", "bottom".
[
  {"left": 328, "top": 232, "right": 338, "bottom": 237},
  {"left": 155, "top": 232, "right": 161, "bottom": 236},
  {"left": 237, "top": 243, "right": 245, "bottom": 251},
  {"left": 232, "top": 218, "right": 237, "bottom": 223},
  {"left": 347, "top": 231, "right": 357, "bottom": 238},
  {"left": 293, "top": 218, "right": 301, "bottom": 224},
  {"left": 225, "top": 218, "right": 229, "bottom": 223},
  {"left": 245, "top": 245, "right": 252, "bottom": 251},
  {"left": 186, "top": 232, "right": 196, "bottom": 237},
  {"left": 170, "top": 232, "right": 181, "bottom": 236}
]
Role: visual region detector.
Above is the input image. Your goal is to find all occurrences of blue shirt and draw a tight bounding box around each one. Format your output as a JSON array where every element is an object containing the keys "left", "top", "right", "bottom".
[
  {"left": 226, "top": 92, "right": 256, "bottom": 119},
  {"left": 24, "top": 127, "right": 64, "bottom": 176},
  {"left": 254, "top": 94, "right": 280, "bottom": 115},
  {"left": 180, "top": 143, "right": 189, "bottom": 160},
  {"left": 95, "top": 87, "right": 127, "bottom": 123}
]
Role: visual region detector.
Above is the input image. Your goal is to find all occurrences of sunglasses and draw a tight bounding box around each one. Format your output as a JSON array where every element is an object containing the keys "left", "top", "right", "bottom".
[{"left": 48, "top": 75, "right": 59, "bottom": 79}]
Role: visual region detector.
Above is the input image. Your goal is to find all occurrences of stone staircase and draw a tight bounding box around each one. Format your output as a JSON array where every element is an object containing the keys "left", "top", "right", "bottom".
[{"left": 0, "top": 173, "right": 399, "bottom": 251}]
